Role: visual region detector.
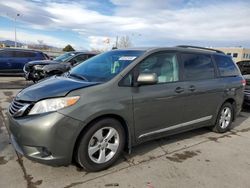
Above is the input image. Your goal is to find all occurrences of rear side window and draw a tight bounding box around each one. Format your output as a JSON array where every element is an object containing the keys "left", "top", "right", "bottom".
[
  {"left": 181, "top": 53, "right": 215, "bottom": 80},
  {"left": 214, "top": 55, "right": 240, "bottom": 77},
  {"left": 14, "top": 51, "right": 36, "bottom": 58},
  {"left": 0, "top": 50, "right": 15, "bottom": 58}
]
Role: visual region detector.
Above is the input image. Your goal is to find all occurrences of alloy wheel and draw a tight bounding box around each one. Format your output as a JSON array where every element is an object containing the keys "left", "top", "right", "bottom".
[
  {"left": 219, "top": 107, "right": 232, "bottom": 129},
  {"left": 88, "top": 127, "right": 120, "bottom": 164}
]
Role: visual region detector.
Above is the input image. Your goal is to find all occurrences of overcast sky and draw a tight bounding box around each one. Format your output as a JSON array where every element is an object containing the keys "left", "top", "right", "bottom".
[{"left": 0, "top": 0, "right": 250, "bottom": 50}]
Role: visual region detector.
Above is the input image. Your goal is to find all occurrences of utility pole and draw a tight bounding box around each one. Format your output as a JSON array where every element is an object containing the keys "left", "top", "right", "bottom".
[
  {"left": 14, "top": 13, "right": 20, "bottom": 48},
  {"left": 115, "top": 36, "right": 118, "bottom": 48}
]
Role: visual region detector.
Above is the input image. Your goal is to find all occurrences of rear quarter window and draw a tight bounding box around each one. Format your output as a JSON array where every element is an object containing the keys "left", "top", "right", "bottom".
[{"left": 214, "top": 55, "right": 240, "bottom": 77}]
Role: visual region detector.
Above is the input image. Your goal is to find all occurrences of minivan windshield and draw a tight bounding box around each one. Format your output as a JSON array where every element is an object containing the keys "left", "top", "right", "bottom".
[
  {"left": 69, "top": 50, "right": 145, "bottom": 82},
  {"left": 54, "top": 52, "right": 77, "bottom": 62}
]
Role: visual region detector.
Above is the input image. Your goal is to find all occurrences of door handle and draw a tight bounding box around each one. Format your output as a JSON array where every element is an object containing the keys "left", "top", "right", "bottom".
[
  {"left": 188, "top": 85, "right": 196, "bottom": 92},
  {"left": 175, "top": 87, "right": 184, "bottom": 93}
]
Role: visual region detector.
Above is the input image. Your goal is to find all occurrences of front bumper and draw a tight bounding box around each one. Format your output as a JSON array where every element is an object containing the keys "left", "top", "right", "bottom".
[
  {"left": 8, "top": 111, "right": 83, "bottom": 166},
  {"left": 23, "top": 72, "right": 30, "bottom": 80},
  {"left": 23, "top": 66, "right": 30, "bottom": 80}
]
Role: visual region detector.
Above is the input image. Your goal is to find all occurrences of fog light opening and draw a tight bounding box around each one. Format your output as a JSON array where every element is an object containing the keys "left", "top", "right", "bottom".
[{"left": 40, "top": 147, "right": 52, "bottom": 158}]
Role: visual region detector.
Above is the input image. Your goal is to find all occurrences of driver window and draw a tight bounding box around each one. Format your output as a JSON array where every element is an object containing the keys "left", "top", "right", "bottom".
[
  {"left": 139, "top": 52, "right": 179, "bottom": 83},
  {"left": 120, "top": 52, "right": 179, "bottom": 86}
]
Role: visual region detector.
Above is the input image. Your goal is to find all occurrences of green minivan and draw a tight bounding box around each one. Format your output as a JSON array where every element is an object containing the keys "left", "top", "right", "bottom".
[{"left": 8, "top": 46, "right": 245, "bottom": 171}]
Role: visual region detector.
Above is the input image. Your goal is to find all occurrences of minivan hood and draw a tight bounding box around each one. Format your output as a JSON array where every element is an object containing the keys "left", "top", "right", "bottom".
[{"left": 16, "top": 76, "right": 99, "bottom": 102}]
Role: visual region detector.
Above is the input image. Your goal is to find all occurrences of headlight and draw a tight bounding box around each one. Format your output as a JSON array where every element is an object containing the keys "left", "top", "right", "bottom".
[
  {"left": 33, "top": 65, "right": 44, "bottom": 71},
  {"left": 29, "top": 96, "right": 80, "bottom": 115}
]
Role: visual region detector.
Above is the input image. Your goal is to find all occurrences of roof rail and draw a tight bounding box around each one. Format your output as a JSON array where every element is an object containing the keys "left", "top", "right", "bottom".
[{"left": 176, "top": 45, "right": 225, "bottom": 54}]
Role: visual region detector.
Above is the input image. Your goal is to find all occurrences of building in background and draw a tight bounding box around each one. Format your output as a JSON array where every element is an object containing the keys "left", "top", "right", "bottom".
[{"left": 215, "top": 47, "right": 250, "bottom": 62}]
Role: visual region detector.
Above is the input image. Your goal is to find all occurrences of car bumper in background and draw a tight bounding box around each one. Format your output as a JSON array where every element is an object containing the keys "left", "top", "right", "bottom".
[{"left": 244, "top": 90, "right": 250, "bottom": 106}]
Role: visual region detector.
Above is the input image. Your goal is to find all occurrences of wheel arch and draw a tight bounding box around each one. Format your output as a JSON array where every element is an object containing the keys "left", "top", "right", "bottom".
[
  {"left": 213, "top": 97, "right": 237, "bottom": 125},
  {"left": 216, "top": 98, "right": 236, "bottom": 122},
  {"left": 72, "top": 114, "right": 131, "bottom": 162},
  {"left": 224, "top": 98, "right": 236, "bottom": 121}
]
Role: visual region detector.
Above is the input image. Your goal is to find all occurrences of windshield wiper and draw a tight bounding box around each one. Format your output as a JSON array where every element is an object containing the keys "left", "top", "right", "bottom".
[{"left": 69, "top": 73, "right": 89, "bottom": 82}]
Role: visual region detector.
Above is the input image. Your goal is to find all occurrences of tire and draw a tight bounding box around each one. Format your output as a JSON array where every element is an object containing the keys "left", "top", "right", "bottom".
[
  {"left": 75, "top": 118, "right": 125, "bottom": 172},
  {"left": 212, "top": 102, "right": 234, "bottom": 133}
]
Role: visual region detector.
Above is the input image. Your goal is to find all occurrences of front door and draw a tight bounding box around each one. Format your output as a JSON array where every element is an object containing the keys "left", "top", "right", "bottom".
[{"left": 132, "top": 51, "right": 187, "bottom": 140}]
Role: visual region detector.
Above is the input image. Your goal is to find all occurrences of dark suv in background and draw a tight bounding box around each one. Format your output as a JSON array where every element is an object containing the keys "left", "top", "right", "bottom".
[
  {"left": 8, "top": 46, "right": 245, "bottom": 172},
  {"left": 237, "top": 60, "right": 250, "bottom": 75},
  {"left": 236, "top": 60, "right": 250, "bottom": 106},
  {"left": 0, "top": 48, "right": 48, "bottom": 75},
  {"left": 243, "top": 75, "right": 250, "bottom": 106},
  {"left": 23, "top": 51, "right": 98, "bottom": 82}
]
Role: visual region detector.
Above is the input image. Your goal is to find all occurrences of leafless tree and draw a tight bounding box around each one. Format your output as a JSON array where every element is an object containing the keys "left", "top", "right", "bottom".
[
  {"left": 90, "top": 48, "right": 106, "bottom": 53},
  {"left": 37, "top": 40, "right": 44, "bottom": 45},
  {"left": 117, "top": 35, "right": 132, "bottom": 48}
]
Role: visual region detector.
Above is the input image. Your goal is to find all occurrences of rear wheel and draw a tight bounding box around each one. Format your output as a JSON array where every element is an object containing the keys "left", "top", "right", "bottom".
[
  {"left": 212, "top": 102, "right": 233, "bottom": 133},
  {"left": 75, "top": 118, "right": 125, "bottom": 172}
]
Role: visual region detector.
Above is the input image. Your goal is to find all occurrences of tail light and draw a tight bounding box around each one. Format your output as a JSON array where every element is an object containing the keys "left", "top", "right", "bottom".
[{"left": 241, "top": 79, "right": 246, "bottom": 86}]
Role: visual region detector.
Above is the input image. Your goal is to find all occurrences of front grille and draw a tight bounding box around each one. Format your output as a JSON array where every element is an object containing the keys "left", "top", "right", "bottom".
[{"left": 9, "top": 99, "right": 30, "bottom": 116}]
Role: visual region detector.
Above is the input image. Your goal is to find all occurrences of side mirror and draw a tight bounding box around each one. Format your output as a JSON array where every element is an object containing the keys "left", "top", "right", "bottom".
[{"left": 136, "top": 73, "right": 158, "bottom": 86}]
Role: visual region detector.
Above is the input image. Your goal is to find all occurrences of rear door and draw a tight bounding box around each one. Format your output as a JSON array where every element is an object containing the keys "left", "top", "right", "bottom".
[
  {"left": 213, "top": 54, "right": 244, "bottom": 111},
  {"left": 180, "top": 53, "right": 223, "bottom": 125},
  {"left": 11, "top": 51, "right": 36, "bottom": 72}
]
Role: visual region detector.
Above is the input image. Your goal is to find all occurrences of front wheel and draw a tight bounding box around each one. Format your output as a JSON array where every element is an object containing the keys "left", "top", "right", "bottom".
[
  {"left": 75, "top": 118, "right": 125, "bottom": 172},
  {"left": 212, "top": 102, "right": 234, "bottom": 133}
]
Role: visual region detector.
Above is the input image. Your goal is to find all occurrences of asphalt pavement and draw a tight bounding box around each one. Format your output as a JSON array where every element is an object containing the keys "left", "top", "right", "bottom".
[{"left": 0, "top": 76, "right": 33, "bottom": 89}]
